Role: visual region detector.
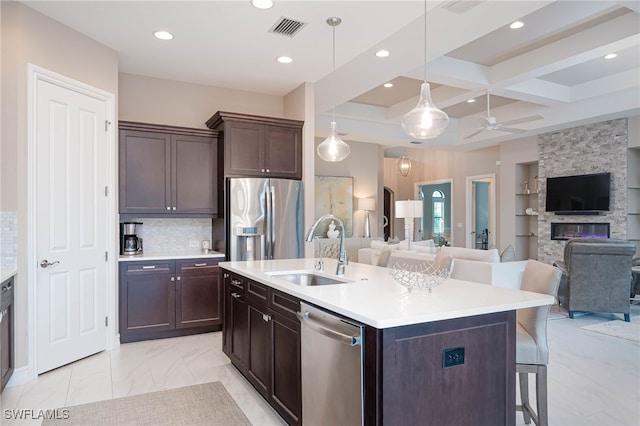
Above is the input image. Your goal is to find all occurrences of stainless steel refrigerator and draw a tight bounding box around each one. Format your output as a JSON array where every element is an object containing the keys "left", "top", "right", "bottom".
[{"left": 226, "top": 178, "right": 304, "bottom": 261}]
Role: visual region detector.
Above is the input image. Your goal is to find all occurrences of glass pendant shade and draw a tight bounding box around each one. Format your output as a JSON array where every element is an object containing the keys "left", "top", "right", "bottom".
[
  {"left": 396, "top": 155, "right": 412, "bottom": 177},
  {"left": 317, "top": 121, "right": 350, "bottom": 162},
  {"left": 401, "top": 82, "right": 449, "bottom": 139}
]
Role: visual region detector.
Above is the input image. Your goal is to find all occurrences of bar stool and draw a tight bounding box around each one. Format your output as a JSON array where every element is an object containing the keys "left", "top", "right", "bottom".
[{"left": 516, "top": 260, "right": 562, "bottom": 426}]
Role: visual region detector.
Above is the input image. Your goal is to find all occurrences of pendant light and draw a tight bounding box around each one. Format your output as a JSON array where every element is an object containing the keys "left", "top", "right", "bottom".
[
  {"left": 396, "top": 155, "right": 412, "bottom": 177},
  {"left": 401, "top": 0, "right": 449, "bottom": 140},
  {"left": 317, "top": 17, "right": 350, "bottom": 162}
]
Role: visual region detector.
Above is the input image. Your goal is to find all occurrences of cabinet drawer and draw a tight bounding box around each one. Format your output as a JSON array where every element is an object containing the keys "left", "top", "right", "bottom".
[
  {"left": 123, "top": 261, "right": 173, "bottom": 275},
  {"left": 228, "top": 274, "right": 246, "bottom": 292},
  {"left": 177, "top": 259, "right": 221, "bottom": 276},
  {"left": 270, "top": 289, "right": 300, "bottom": 319},
  {"left": 247, "top": 280, "right": 268, "bottom": 305}
]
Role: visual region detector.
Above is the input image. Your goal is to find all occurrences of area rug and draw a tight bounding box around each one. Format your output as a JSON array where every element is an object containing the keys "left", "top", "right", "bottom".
[
  {"left": 41, "top": 381, "right": 251, "bottom": 426},
  {"left": 580, "top": 316, "right": 640, "bottom": 343}
]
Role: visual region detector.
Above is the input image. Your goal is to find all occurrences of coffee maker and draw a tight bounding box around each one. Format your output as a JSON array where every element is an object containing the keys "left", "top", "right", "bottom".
[{"left": 120, "top": 222, "right": 143, "bottom": 256}]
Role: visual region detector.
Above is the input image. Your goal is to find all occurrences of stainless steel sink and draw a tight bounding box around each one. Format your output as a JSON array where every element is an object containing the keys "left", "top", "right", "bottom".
[{"left": 267, "top": 271, "right": 351, "bottom": 286}]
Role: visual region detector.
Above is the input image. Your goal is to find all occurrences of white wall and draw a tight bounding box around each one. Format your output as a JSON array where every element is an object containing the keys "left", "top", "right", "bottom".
[
  {"left": 118, "top": 73, "right": 284, "bottom": 128},
  {"left": 1, "top": 1, "right": 119, "bottom": 369}
]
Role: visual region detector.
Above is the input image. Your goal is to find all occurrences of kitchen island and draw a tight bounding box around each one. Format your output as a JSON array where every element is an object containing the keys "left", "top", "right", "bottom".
[{"left": 220, "top": 258, "right": 554, "bottom": 426}]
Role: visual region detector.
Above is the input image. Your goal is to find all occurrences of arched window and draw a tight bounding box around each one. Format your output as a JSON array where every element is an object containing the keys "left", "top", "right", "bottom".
[{"left": 432, "top": 190, "right": 445, "bottom": 234}]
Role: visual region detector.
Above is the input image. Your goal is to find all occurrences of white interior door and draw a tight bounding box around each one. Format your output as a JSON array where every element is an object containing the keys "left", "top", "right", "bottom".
[{"left": 35, "top": 78, "right": 109, "bottom": 374}]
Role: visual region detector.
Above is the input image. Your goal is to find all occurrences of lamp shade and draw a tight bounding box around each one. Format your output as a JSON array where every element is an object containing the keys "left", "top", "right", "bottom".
[
  {"left": 357, "top": 197, "right": 375, "bottom": 211},
  {"left": 395, "top": 200, "right": 422, "bottom": 219}
]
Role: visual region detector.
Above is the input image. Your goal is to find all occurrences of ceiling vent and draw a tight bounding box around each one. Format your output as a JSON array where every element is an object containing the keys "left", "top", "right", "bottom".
[
  {"left": 440, "top": 1, "right": 483, "bottom": 15},
  {"left": 269, "top": 16, "right": 307, "bottom": 38}
]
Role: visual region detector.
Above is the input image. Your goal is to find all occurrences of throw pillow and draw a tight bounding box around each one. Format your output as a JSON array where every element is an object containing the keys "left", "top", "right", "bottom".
[{"left": 500, "top": 244, "right": 516, "bottom": 262}]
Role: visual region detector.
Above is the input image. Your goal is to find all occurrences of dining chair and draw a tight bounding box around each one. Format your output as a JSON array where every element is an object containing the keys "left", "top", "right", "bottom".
[{"left": 516, "top": 260, "right": 562, "bottom": 426}]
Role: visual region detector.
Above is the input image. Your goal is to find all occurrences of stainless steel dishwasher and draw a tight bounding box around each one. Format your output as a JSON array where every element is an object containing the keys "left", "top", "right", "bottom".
[{"left": 297, "top": 302, "right": 364, "bottom": 426}]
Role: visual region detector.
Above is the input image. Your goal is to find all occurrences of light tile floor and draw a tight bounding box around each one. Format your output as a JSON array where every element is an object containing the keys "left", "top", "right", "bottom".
[{"left": 1, "top": 305, "right": 638, "bottom": 426}]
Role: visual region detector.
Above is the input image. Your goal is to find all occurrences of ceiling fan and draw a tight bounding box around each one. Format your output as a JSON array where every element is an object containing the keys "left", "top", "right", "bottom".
[{"left": 465, "top": 91, "right": 543, "bottom": 139}]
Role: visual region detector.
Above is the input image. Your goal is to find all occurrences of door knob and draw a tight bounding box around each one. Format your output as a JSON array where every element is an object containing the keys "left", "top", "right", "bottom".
[{"left": 40, "top": 259, "right": 60, "bottom": 268}]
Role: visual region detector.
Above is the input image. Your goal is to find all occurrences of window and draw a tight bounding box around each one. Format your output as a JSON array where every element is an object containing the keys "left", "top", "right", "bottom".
[{"left": 432, "top": 190, "right": 445, "bottom": 234}]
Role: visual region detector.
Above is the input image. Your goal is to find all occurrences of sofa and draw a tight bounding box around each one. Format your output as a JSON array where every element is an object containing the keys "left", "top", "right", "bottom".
[{"left": 358, "top": 242, "right": 528, "bottom": 289}]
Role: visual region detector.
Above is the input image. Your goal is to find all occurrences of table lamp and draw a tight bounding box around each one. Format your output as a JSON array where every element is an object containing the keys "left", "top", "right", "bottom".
[
  {"left": 358, "top": 198, "right": 375, "bottom": 238},
  {"left": 395, "top": 200, "right": 423, "bottom": 250}
]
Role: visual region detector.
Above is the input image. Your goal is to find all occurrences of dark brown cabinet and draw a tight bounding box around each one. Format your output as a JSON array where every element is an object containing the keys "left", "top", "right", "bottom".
[
  {"left": 1, "top": 275, "right": 14, "bottom": 393},
  {"left": 119, "top": 122, "right": 219, "bottom": 217},
  {"left": 119, "top": 258, "right": 222, "bottom": 343},
  {"left": 176, "top": 259, "right": 222, "bottom": 329},
  {"left": 206, "top": 111, "right": 303, "bottom": 180},
  {"left": 221, "top": 269, "right": 301, "bottom": 426}
]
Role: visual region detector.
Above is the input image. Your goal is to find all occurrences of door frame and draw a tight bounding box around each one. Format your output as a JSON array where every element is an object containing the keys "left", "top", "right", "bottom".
[
  {"left": 465, "top": 174, "right": 496, "bottom": 249},
  {"left": 414, "top": 178, "right": 454, "bottom": 244},
  {"left": 26, "top": 64, "right": 117, "bottom": 380}
]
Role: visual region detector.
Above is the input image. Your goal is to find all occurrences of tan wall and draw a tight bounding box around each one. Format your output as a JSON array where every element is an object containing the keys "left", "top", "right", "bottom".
[
  {"left": 383, "top": 146, "right": 500, "bottom": 247},
  {"left": 315, "top": 139, "right": 384, "bottom": 239},
  {"left": 1, "top": 1, "right": 119, "bottom": 370},
  {"left": 118, "top": 73, "right": 284, "bottom": 129}
]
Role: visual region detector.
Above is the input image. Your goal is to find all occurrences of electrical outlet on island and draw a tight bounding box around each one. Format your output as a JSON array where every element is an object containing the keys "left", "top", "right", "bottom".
[{"left": 189, "top": 240, "right": 200, "bottom": 248}]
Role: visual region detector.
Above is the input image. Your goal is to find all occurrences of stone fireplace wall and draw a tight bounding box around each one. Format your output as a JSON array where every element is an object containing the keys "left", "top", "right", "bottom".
[{"left": 537, "top": 118, "right": 628, "bottom": 264}]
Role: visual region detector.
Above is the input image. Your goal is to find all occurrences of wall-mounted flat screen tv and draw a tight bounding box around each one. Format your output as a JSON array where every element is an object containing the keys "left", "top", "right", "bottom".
[{"left": 545, "top": 172, "right": 610, "bottom": 213}]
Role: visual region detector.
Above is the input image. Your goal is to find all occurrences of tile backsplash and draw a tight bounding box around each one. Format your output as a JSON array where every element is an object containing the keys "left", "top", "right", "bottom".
[
  {"left": 129, "top": 218, "right": 213, "bottom": 254},
  {"left": 1, "top": 211, "right": 17, "bottom": 270}
]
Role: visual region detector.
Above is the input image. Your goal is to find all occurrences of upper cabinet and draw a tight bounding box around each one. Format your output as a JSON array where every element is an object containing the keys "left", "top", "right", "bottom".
[
  {"left": 119, "top": 122, "right": 219, "bottom": 217},
  {"left": 206, "top": 111, "right": 303, "bottom": 179}
]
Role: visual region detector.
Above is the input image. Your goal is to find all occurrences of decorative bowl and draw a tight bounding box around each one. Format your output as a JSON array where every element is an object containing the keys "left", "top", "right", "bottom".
[{"left": 389, "top": 261, "right": 451, "bottom": 293}]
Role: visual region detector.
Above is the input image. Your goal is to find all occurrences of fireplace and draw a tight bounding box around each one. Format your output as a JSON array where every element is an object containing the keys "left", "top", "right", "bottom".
[{"left": 550, "top": 223, "right": 610, "bottom": 240}]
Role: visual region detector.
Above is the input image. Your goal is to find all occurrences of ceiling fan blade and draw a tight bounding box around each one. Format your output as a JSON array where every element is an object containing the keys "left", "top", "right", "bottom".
[
  {"left": 465, "top": 129, "right": 485, "bottom": 139},
  {"left": 498, "top": 127, "right": 527, "bottom": 133},
  {"left": 500, "top": 114, "right": 544, "bottom": 126}
]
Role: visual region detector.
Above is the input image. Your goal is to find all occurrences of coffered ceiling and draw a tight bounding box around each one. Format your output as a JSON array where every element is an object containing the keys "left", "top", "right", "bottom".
[{"left": 22, "top": 0, "right": 640, "bottom": 151}]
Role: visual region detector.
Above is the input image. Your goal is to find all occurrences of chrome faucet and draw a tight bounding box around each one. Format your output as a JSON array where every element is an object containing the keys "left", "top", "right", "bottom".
[{"left": 305, "top": 214, "right": 347, "bottom": 276}]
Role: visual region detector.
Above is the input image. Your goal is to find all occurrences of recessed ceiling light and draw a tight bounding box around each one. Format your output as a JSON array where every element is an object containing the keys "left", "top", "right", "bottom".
[
  {"left": 604, "top": 53, "right": 618, "bottom": 59},
  {"left": 153, "top": 30, "right": 173, "bottom": 40},
  {"left": 375, "top": 50, "right": 390, "bottom": 58},
  {"left": 510, "top": 21, "right": 524, "bottom": 29},
  {"left": 277, "top": 56, "right": 293, "bottom": 64},
  {"left": 467, "top": 99, "right": 476, "bottom": 103},
  {"left": 251, "top": 0, "right": 274, "bottom": 9},
  {"left": 383, "top": 83, "right": 394, "bottom": 88}
]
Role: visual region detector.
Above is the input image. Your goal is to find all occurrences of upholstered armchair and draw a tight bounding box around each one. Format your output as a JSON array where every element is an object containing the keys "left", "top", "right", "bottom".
[{"left": 554, "top": 238, "right": 636, "bottom": 322}]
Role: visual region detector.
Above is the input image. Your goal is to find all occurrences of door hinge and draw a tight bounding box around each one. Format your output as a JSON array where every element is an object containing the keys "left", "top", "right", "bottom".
[
  {"left": 105, "top": 251, "right": 108, "bottom": 261},
  {"left": 104, "top": 186, "right": 108, "bottom": 197},
  {"left": 105, "top": 316, "right": 108, "bottom": 327},
  {"left": 105, "top": 120, "right": 111, "bottom": 132}
]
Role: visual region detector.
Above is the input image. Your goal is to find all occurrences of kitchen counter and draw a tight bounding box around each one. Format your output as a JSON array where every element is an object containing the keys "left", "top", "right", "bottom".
[
  {"left": 1, "top": 269, "right": 17, "bottom": 283},
  {"left": 119, "top": 251, "right": 225, "bottom": 262},
  {"left": 219, "top": 258, "right": 554, "bottom": 329}
]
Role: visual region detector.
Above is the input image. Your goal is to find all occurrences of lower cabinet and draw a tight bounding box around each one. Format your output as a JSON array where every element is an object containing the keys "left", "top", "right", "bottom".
[
  {"left": 1, "top": 275, "right": 15, "bottom": 393},
  {"left": 222, "top": 269, "right": 301, "bottom": 426},
  {"left": 119, "top": 258, "right": 222, "bottom": 343}
]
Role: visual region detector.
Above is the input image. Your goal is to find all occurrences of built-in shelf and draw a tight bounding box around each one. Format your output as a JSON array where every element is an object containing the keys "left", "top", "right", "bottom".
[{"left": 514, "top": 162, "right": 539, "bottom": 261}]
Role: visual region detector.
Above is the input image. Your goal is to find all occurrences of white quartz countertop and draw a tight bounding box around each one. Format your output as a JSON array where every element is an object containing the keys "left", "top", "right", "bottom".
[
  {"left": 119, "top": 251, "right": 225, "bottom": 262},
  {"left": 219, "top": 258, "right": 554, "bottom": 329},
  {"left": 1, "top": 269, "right": 17, "bottom": 283}
]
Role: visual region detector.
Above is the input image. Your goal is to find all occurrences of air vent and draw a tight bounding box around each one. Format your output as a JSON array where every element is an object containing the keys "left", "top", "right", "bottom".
[
  {"left": 440, "top": 1, "right": 482, "bottom": 14},
  {"left": 410, "top": 141, "right": 424, "bottom": 145},
  {"left": 269, "top": 16, "right": 307, "bottom": 37}
]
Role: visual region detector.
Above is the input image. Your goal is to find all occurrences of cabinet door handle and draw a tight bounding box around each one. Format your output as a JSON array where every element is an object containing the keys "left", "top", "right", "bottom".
[
  {"left": 166, "top": 206, "right": 171, "bottom": 210},
  {"left": 262, "top": 313, "right": 271, "bottom": 322},
  {"left": 223, "top": 273, "right": 230, "bottom": 278},
  {"left": 266, "top": 169, "right": 270, "bottom": 173},
  {"left": 172, "top": 206, "right": 176, "bottom": 210},
  {"left": 142, "top": 265, "right": 156, "bottom": 270},
  {"left": 231, "top": 292, "right": 241, "bottom": 299},
  {"left": 177, "top": 276, "right": 181, "bottom": 281},
  {"left": 170, "top": 276, "right": 175, "bottom": 282},
  {"left": 194, "top": 263, "right": 207, "bottom": 267},
  {"left": 231, "top": 279, "right": 242, "bottom": 285}
]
